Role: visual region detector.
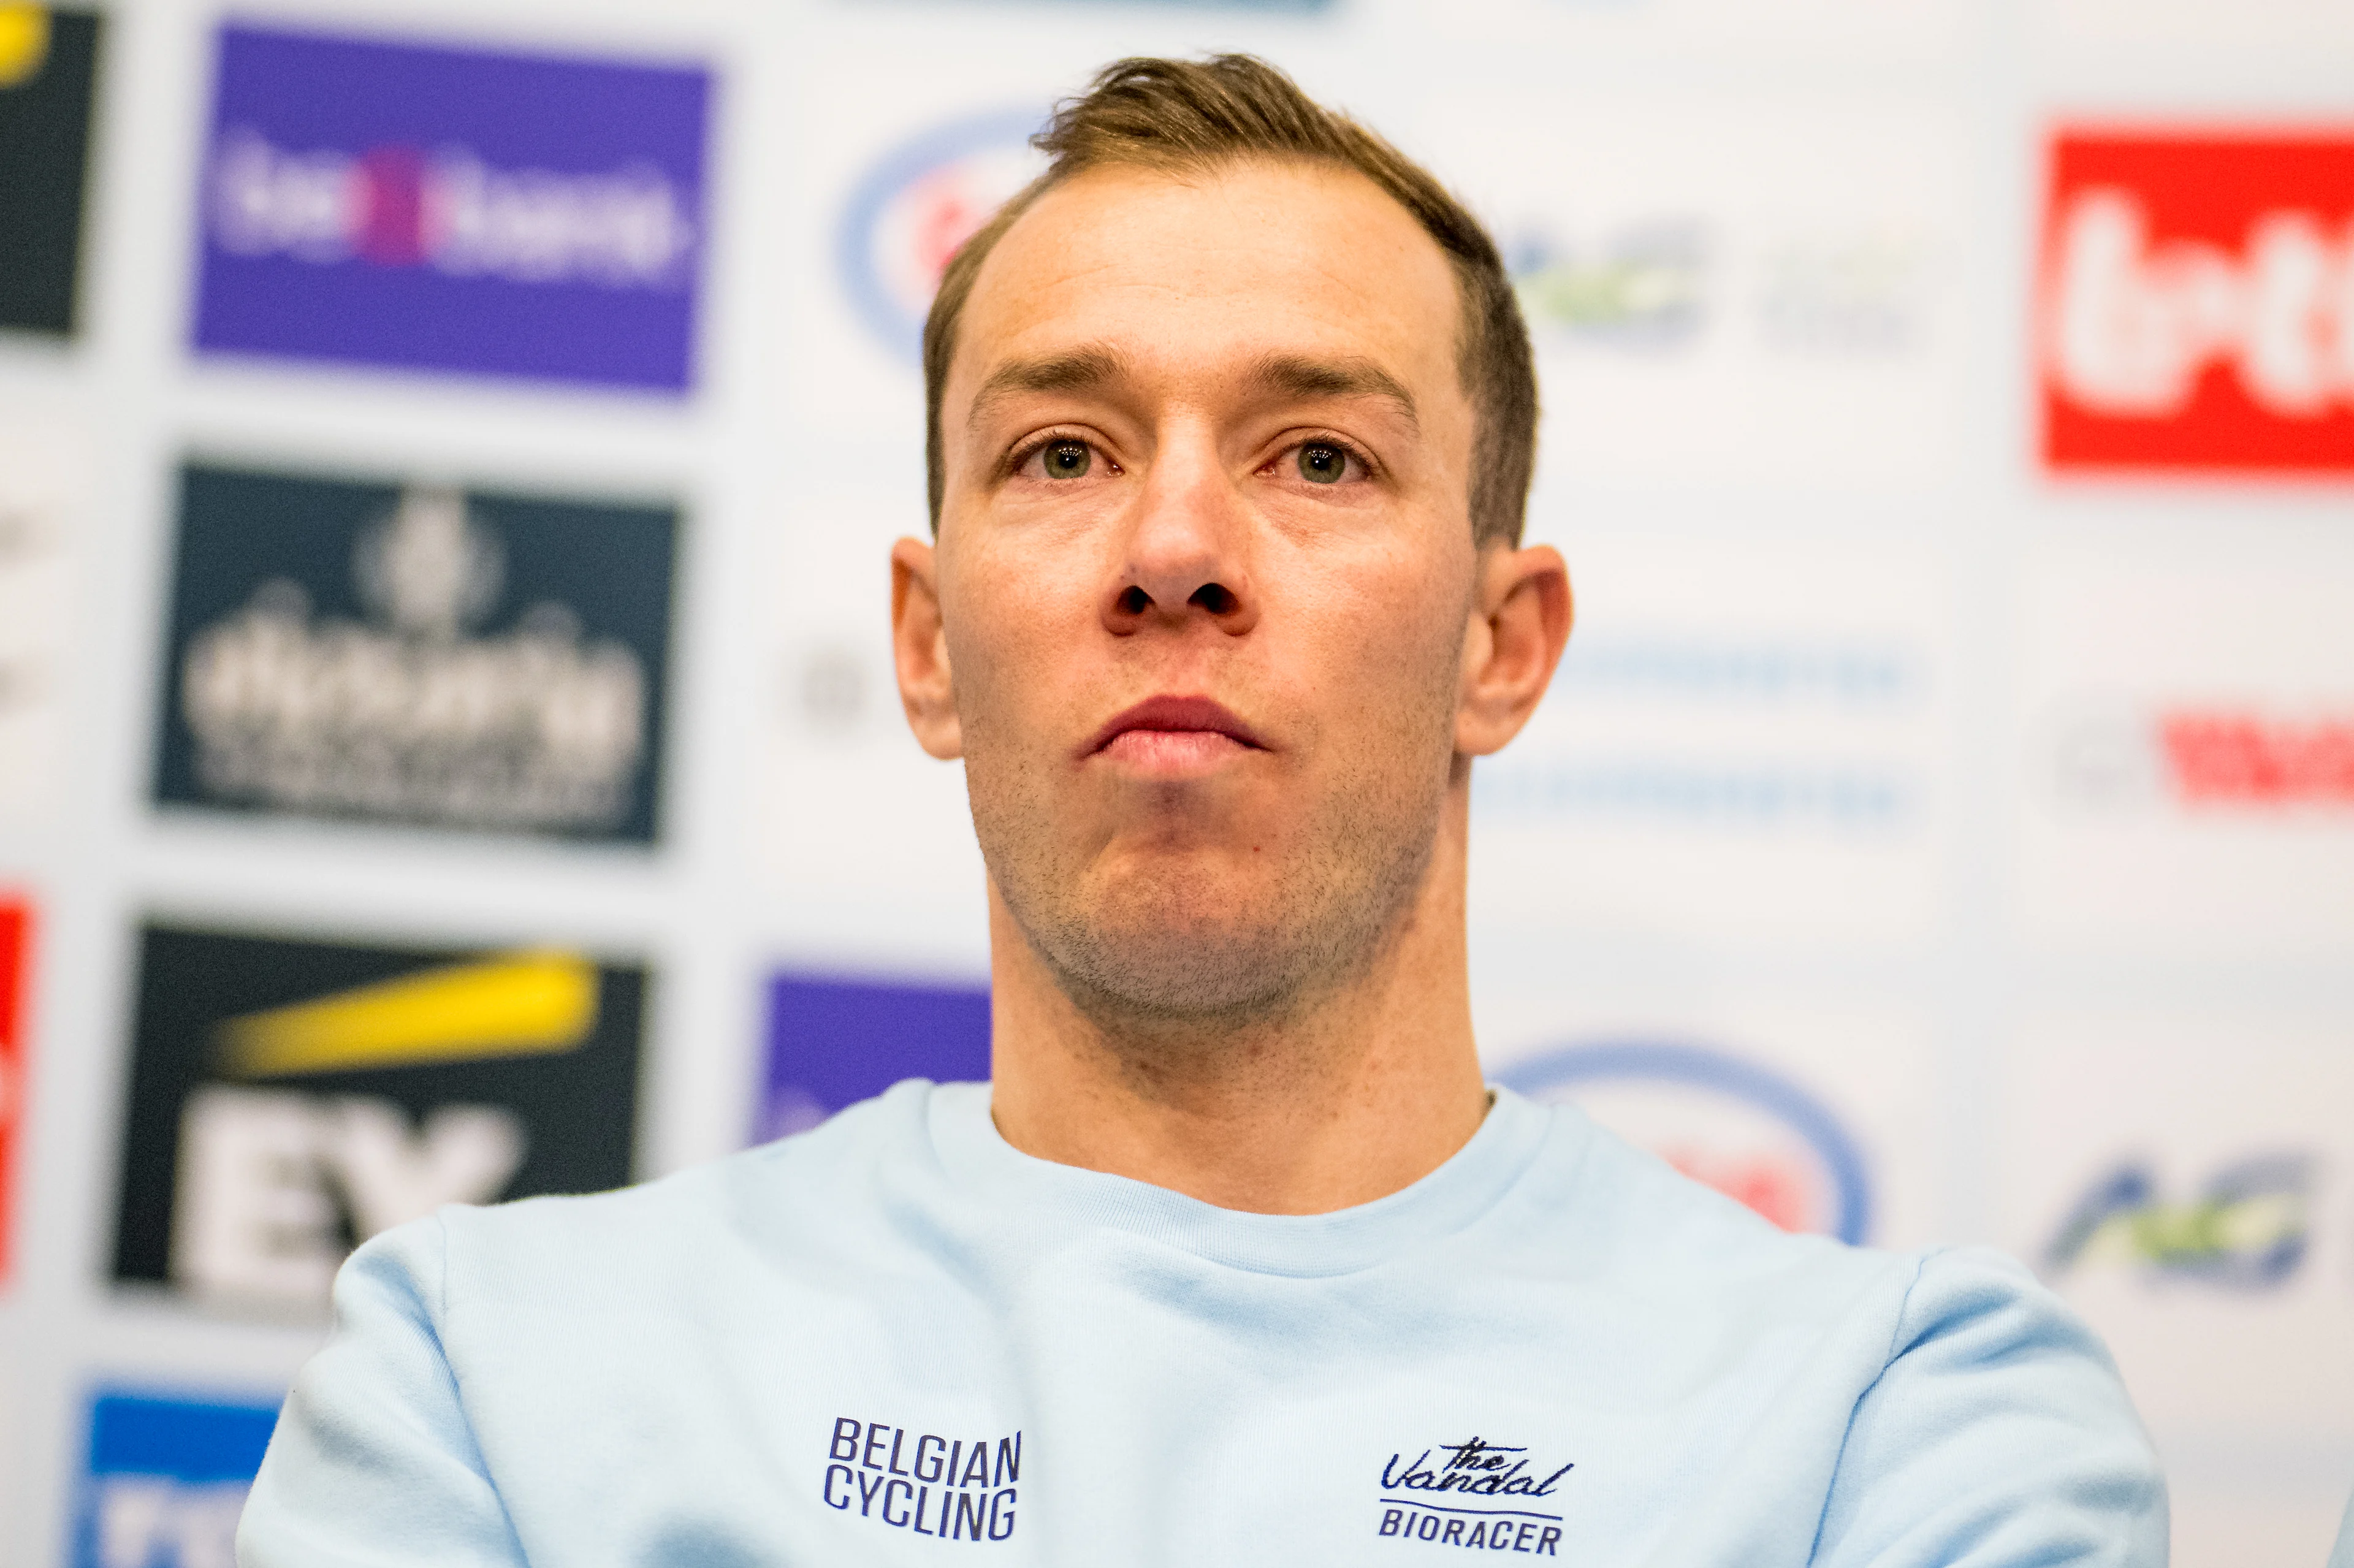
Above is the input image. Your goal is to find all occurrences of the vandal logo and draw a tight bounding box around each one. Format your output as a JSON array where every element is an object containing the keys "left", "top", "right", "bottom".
[
  {"left": 112, "top": 924, "right": 644, "bottom": 1314},
  {"left": 2045, "top": 701, "right": 2354, "bottom": 813},
  {"left": 157, "top": 462, "right": 677, "bottom": 843},
  {"left": 1377, "top": 1437, "right": 1570, "bottom": 1554},
  {"left": 824, "top": 1417, "right": 1020, "bottom": 1543},
  {"left": 838, "top": 110, "right": 1045, "bottom": 362},
  {"left": 194, "top": 25, "right": 710, "bottom": 389},
  {"left": 209, "top": 128, "right": 695, "bottom": 289},
  {"left": 2040, "top": 131, "right": 2354, "bottom": 472},
  {"left": 1500, "top": 1041, "right": 1874, "bottom": 1244},
  {"left": 73, "top": 1390, "right": 280, "bottom": 1568},
  {"left": 2042, "top": 1154, "right": 2312, "bottom": 1290}
]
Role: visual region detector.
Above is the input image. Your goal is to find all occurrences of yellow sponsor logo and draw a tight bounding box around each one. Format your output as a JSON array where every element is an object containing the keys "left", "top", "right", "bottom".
[
  {"left": 0, "top": 6, "right": 51, "bottom": 88},
  {"left": 218, "top": 949, "right": 599, "bottom": 1078}
]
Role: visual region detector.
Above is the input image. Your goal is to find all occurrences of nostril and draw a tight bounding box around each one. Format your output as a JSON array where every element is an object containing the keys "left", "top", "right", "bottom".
[
  {"left": 1118, "top": 585, "right": 1151, "bottom": 615},
  {"left": 1190, "top": 582, "right": 1236, "bottom": 616}
]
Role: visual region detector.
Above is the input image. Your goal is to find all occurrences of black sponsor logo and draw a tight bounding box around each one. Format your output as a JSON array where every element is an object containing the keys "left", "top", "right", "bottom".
[
  {"left": 1377, "top": 1437, "right": 1571, "bottom": 1553},
  {"left": 154, "top": 462, "right": 677, "bottom": 842},
  {"left": 823, "top": 1418, "right": 1020, "bottom": 1543},
  {"left": 112, "top": 923, "right": 644, "bottom": 1314},
  {"left": 0, "top": 7, "right": 101, "bottom": 335}
]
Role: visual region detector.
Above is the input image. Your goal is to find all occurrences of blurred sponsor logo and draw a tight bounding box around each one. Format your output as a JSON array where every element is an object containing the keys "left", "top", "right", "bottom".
[
  {"left": 838, "top": 109, "right": 1045, "bottom": 362},
  {"left": 113, "top": 924, "right": 644, "bottom": 1314},
  {"left": 1477, "top": 634, "right": 1926, "bottom": 835},
  {"left": 758, "top": 972, "right": 988, "bottom": 1141},
  {"left": 0, "top": 479, "right": 51, "bottom": 725},
  {"left": 194, "top": 25, "right": 709, "bottom": 389},
  {"left": 0, "top": 898, "right": 26, "bottom": 1284},
  {"left": 74, "top": 1390, "right": 280, "bottom": 1568},
  {"left": 1510, "top": 219, "right": 1935, "bottom": 358},
  {"left": 1498, "top": 1041, "right": 1872, "bottom": 1243},
  {"left": 0, "top": 6, "right": 99, "bottom": 334},
  {"left": 0, "top": 424, "right": 78, "bottom": 818},
  {"left": 2046, "top": 701, "right": 2354, "bottom": 812},
  {"left": 1476, "top": 761, "right": 1911, "bottom": 832},
  {"left": 2042, "top": 1153, "right": 2312, "bottom": 1290},
  {"left": 210, "top": 129, "right": 695, "bottom": 287},
  {"left": 1509, "top": 221, "right": 1710, "bottom": 348},
  {"left": 1558, "top": 636, "right": 1921, "bottom": 706},
  {"left": 156, "top": 463, "right": 676, "bottom": 842},
  {"left": 2040, "top": 130, "right": 2354, "bottom": 473},
  {"left": 1754, "top": 224, "right": 1935, "bottom": 356},
  {"left": 0, "top": 5, "right": 51, "bottom": 86}
]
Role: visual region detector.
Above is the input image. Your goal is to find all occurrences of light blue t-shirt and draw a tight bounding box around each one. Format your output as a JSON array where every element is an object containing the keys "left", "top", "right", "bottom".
[{"left": 238, "top": 1081, "right": 2165, "bottom": 1566}]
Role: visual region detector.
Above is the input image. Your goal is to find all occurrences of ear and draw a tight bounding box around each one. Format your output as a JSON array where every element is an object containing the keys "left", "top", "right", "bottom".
[
  {"left": 1456, "top": 542, "right": 1571, "bottom": 758},
  {"left": 891, "top": 535, "right": 964, "bottom": 760}
]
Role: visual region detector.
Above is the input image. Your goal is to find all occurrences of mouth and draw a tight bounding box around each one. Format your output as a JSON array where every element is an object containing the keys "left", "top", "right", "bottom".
[{"left": 1086, "top": 695, "right": 1270, "bottom": 772}]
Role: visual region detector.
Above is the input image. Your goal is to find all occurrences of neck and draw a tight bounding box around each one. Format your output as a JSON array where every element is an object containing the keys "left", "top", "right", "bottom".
[{"left": 984, "top": 786, "right": 1489, "bottom": 1215}]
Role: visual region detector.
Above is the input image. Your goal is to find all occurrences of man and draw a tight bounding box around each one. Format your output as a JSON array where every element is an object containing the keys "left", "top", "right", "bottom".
[{"left": 241, "top": 56, "right": 2165, "bottom": 1564}]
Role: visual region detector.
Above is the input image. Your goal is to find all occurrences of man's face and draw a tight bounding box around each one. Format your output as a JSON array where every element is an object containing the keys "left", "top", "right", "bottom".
[{"left": 908, "top": 158, "right": 1487, "bottom": 1025}]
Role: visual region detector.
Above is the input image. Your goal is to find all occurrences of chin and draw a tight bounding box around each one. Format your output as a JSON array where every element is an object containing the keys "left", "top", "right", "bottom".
[
  {"left": 1055, "top": 919, "right": 1315, "bottom": 1023},
  {"left": 1030, "top": 863, "right": 1362, "bottom": 1025},
  {"left": 975, "top": 766, "right": 1443, "bottom": 1028}
]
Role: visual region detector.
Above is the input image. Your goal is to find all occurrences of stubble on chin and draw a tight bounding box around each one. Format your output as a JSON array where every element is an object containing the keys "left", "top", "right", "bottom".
[{"left": 966, "top": 706, "right": 1457, "bottom": 1047}]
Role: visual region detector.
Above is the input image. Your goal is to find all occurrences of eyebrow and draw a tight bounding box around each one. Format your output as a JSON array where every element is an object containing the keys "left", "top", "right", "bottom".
[
  {"left": 969, "top": 346, "right": 1133, "bottom": 426},
  {"left": 966, "top": 344, "right": 1421, "bottom": 432},
  {"left": 1245, "top": 353, "right": 1419, "bottom": 430}
]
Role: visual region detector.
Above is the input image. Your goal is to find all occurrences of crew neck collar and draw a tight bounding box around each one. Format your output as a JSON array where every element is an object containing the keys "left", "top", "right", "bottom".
[{"left": 924, "top": 1080, "right": 1559, "bottom": 1279}]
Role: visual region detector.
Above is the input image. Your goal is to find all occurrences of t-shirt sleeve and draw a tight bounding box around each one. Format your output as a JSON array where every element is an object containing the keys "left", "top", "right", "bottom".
[
  {"left": 237, "top": 1215, "right": 525, "bottom": 1567},
  {"left": 1809, "top": 1246, "right": 2167, "bottom": 1568}
]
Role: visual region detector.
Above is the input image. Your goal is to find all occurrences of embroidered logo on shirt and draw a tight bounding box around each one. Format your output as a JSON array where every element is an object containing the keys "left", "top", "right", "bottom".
[
  {"left": 825, "top": 1418, "right": 1020, "bottom": 1542},
  {"left": 1377, "top": 1436, "right": 1571, "bottom": 1553}
]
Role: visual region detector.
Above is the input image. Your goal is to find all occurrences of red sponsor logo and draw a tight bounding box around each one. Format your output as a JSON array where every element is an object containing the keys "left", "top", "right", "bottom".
[
  {"left": 2160, "top": 710, "right": 2354, "bottom": 805},
  {"left": 0, "top": 899, "right": 28, "bottom": 1285},
  {"left": 2049, "top": 704, "right": 2354, "bottom": 811},
  {"left": 2040, "top": 131, "right": 2354, "bottom": 473},
  {"left": 1658, "top": 1146, "right": 1816, "bottom": 1233}
]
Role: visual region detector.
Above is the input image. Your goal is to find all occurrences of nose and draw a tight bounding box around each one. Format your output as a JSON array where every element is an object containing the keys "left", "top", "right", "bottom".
[{"left": 1102, "top": 443, "right": 1259, "bottom": 638}]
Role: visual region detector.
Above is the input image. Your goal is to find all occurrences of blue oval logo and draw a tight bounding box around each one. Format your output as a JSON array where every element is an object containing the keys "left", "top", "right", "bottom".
[
  {"left": 1498, "top": 1040, "right": 1874, "bottom": 1244},
  {"left": 836, "top": 108, "right": 1048, "bottom": 363}
]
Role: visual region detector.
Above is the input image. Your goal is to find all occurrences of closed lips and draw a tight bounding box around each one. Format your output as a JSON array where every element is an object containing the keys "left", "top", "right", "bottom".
[{"left": 1087, "top": 696, "right": 1268, "bottom": 756}]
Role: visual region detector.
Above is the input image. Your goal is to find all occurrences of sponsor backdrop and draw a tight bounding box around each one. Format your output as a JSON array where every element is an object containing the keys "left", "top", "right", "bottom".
[{"left": 0, "top": 0, "right": 2345, "bottom": 1562}]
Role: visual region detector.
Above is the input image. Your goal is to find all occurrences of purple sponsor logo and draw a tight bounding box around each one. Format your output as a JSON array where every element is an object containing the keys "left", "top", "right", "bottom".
[
  {"left": 194, "top": 25, "right": 709, "bottom": 390},
  {"left": 758, "top": 972, "right": 990, "bottom": 1142}
]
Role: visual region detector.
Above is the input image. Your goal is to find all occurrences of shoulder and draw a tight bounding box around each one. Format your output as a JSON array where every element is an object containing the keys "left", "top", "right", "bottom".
[
  {"left": 1887, "top": 1243, "right": 2092, "bottom": 1352},
  {"left": 1811, "top": 1245, "right": 2166, "bottom": 1561},
  {"left": 1499, "top": 1105, "right": 2163, "bottom": 1555},
  {"left": 1500, "top": 1098, "right": 2134, "bottom": 1395},
  {"left": 1876, "top": 1243, "right": 2150, "bottom": 1423}
]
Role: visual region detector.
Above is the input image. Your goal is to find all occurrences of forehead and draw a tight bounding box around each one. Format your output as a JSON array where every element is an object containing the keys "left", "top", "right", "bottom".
[{"left": 950, "top": 158, "right": 1466, "bottom": 407}]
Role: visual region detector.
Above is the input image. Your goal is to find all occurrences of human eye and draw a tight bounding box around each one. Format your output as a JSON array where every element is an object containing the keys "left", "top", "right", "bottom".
[
  {"left": 1276, "top": 437, "right": 1373, "bottom": 487},
  {"left": 1014, "top": 435, "right": 1102, "bottom": 481}
]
